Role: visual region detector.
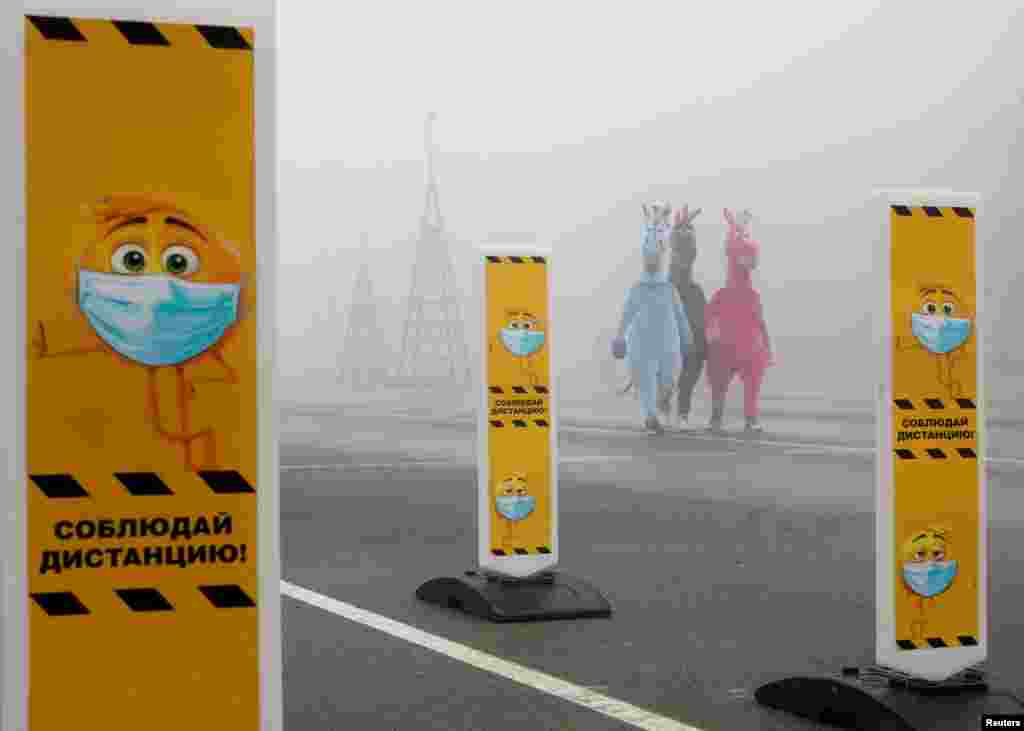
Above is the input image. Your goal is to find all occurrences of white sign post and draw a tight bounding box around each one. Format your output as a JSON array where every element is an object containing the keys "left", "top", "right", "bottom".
[
  {"left": 754, "top": 190, "right": 1015, "bottom": 728},
  {"left": 416, "top": 244, "right": 611, "bottom": 621},
  {"left": 874, "top": 189, "right": 986, "bottom": 682},
  {"left": 4, "top": 3, "right": 280, "bottom": 729}
]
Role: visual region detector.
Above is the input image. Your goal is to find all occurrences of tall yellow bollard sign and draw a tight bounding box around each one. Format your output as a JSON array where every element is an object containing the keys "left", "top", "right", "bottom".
[
  {"left": 478, "top": 248, "right": 558, "bottom": 578},
  {"left": 875, "top": 190, "right": 986, "bottom": 682},
  {"left": 415, "top": 244, "right": 610, "bottom": 621},
  {"left": 6, "top": 5, "right": 280, "bottom": 730}
]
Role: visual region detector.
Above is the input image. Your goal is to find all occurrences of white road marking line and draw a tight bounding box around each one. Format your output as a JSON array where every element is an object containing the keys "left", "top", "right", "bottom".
[
  {"left": 280, "top": 460, "right": 456, "bottom": 473},
  {"left": 560, "top": 456, "right": 635, "bottom": 464},
  {"left": 561, "top": 424, "right": 1024, "bottom": 467},
  {"left": 280, "top": 580, "right": 705, "bottom": 731},
  {"left": 282, "top": 418, "right": 1024, "bottom": 472},
  {"left": 280, "top": 453, "right": 735, "bottom": 473},
  {"left": 313, "top": 410, "right": 1024, "bottom": 466}
]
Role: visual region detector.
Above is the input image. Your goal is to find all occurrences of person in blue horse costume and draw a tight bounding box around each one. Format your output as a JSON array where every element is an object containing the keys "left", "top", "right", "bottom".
[{"left": 613, "top": 203, "right": 693, "bottom": 434}]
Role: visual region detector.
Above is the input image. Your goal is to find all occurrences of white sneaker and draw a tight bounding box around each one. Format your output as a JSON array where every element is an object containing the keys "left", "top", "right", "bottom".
[
  {"left": 645, "top": 416, "right": 665, "bottom": 435},
  {"left": 656, "top": 390, "right": 672, "bottom": 424}
]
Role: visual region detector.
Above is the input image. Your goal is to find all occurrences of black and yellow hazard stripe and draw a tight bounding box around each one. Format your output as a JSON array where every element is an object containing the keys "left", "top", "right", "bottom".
[
  {"left": 29, "top": 471, "right": 256, "bottom": 497},
  {"left": 198, "top": 470, "right": 257, "bottom": 494},
  {"left": 26, "top": 14, "right": 252, "bottom": 50},
  {"left": 485, "top": 256, "right": 546, "bottom": 264},
  {"left": 30, "top": 584, "right": 255, "bottom": 616},
  {"left": 893, "top": 398, "right": 976, "bottom": 410},
  {"left": 489, "top": 385, "right": 549, "bottom": 395},
  {"left": 488, "top": 419, "right": 550, "bottom": 428},
  {"left": 894, "top": 448, "right": 977, "bottom": 460},
  {"left": 897, "top": 636, "right": 978, "bottom": 651},
  {"left": 891, "top": 206, "right": 975, "bottom": 218},
  {"left": 491, "top": 546, "right": 551, "bottom": 556}
]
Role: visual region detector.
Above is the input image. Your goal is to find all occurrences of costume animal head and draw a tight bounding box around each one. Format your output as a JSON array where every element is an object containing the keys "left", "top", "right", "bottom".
[
  {"left": 641, "top": 201, "right": 672, "bottom": 273},
  {"left": 669, "top": 205, "right": 702, "bottom": 276},
  {"left": 723, "top": 207, "right": 760, "bottom": 287}
]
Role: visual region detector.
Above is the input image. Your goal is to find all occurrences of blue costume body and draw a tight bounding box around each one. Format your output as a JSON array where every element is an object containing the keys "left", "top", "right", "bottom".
[{"left": 617, "top": 225, "right": 694, "bottom": 422}]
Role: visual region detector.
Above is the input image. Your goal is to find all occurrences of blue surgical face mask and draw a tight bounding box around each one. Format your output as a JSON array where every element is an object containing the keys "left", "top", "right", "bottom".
[
  {"left": 911, "top": 313, "right": 971, "bottom": 354},
  {"left": 902, "top": 559, "right": 957, "bottom": 598},
  {"left": 79, "top": 269, "right": 240, "bottom": 367},
  {"left": 495, "top": 494, "right": 536, "bottom": 522},
  {"left": 501, "top": 328, "right": 545, "bottom": 357}
]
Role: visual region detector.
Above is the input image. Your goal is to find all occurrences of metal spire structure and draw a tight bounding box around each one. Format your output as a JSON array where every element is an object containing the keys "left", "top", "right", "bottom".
[
  {"left": 393, "top": 112, "right": 471, "bottom": 390},
  {"left": 341, "top": 233, "right": 388, "bottom": 391}
]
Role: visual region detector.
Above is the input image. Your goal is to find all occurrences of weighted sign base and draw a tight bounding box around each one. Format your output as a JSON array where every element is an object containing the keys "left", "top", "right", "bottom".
[
  {"left": 755, "top": 666, "right": 1020, "bottom": 730},
  {"left": 415, "top": 570, "right": 612, "bottom": 622}
]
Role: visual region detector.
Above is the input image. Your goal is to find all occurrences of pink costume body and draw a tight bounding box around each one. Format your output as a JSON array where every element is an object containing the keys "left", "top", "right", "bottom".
[{"left": 704, "top": 218, "right": 770, "bottom": 419}]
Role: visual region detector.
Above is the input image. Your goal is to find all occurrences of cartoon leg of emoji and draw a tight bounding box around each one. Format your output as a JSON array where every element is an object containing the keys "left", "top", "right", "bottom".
[
  {"left": 147, "top": 367, "right": 217, "bottom": 472},
  {"left": 495, "top": 515, "right": 511, "bottom": 548},
  {"left": 186, "top": 346, "right": 239, "bottom": 398},
  {"left": 909, "top": 594, "right": 928, "bottom": 643},
  {"left": 523, "top": 354, "right": 540, "bottom": 385},
  {"left": 937, "top": 353, "right": 967, "bottom": 399}
]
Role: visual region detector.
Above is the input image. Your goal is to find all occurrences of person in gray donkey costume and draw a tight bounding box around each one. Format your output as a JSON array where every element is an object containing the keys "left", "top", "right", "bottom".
[{"left": 664, "top": 205, "right": 706, "bottom": 428}]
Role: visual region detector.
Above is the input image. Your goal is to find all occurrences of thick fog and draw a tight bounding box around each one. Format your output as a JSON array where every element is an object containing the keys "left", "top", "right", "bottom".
[{"left": 277, "top": 0, "right": 1023, "bottom": 411}]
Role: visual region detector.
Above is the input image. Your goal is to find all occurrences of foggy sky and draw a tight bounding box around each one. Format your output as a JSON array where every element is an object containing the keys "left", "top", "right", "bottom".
[{"left": 277, "top": 1, "right": 1023, "bottom": 405}]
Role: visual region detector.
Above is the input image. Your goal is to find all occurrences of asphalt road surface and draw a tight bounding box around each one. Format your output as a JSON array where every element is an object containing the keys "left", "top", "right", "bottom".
[{"left": 279, "top": 409, "right": 1024, "bottom": 730}]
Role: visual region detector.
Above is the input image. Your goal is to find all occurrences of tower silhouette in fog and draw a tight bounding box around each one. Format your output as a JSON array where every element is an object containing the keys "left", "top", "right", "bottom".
[
  {"left": 341, "top": 233, "right": 389, "bottom": 391},
  {"left": 393, "top": 112, "right": 472, "bottom": 391}
]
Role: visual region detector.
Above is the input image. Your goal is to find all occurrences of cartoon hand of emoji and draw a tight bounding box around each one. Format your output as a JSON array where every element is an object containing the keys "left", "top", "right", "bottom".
[{"left": 31, "top": 322, "right": 48, "bottom": 359}]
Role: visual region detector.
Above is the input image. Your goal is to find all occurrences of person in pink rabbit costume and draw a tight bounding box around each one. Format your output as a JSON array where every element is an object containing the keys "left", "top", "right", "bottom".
[{"left": 704, "top": 208, "right": 774, "bottom": 433}]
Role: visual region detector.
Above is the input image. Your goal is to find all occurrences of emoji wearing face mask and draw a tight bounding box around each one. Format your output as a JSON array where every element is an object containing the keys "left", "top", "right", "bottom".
[
  {"left": 31, "top": 193, "right": 248, "bottom": 471},
  {"left": 496, "top": 310, "right": 546, "bottom": 385},
  {"left": 896, "top": 285, "right": 972, "bottom": 399},
  {"left": 494, "top": 473, "right": 535, "bottom": 546},
  {"left": 901, "top": 526, "right": 956, "bottom": 643}
]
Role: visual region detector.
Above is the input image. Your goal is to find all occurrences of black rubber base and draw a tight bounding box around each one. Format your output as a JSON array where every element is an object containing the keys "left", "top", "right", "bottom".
[
  {"left": 415, "top": 570, "right": 613, "bottom": 622},
  {"left": 755, "top": 671, "right": 1020, "bottom": 730}
]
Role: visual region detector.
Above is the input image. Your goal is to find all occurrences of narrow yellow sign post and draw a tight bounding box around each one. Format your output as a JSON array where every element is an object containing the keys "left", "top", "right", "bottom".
[
  {"left": 6, "top": 4, "right": 280, "bottom": 730},
  {"left": 415, "top": 246, "right": 611, "bottom": 621},
  {"left": 479, "top": 250, "right": 558, "bottom": 577},
  {"left": 754, "top": 190, "right": 1004, "bottom": 727},
  {"left": 876, "top": 190, "right": 986, "bottom": 681}
]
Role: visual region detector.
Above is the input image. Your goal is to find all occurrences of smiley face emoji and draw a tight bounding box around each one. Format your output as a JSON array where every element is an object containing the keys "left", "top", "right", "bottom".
[
  {"left": 33, "top": 193, "right": 250, "bottom": 472},
  {"left": 911, "top": 285, "right": 972, "bottom": 355},
  {"left": 76, "top": 194, "right": 245, "bottom": 367},
  {"left": 901, "top": 526, "right": 957, "bottom": 598},
  {"left": 500, "top": 310, "right": 545, "bottom": 357},
  {"left": 495, "top": 473, "right": 535, "bottom": 522}
]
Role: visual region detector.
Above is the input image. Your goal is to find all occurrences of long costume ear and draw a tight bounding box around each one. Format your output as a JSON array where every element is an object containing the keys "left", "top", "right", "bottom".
[
  {"left": 689, "top": 207, "right": 702, "bottom": 223},
  {"left": 723, "top": 208, "right": 735, "bottom": 226},
  {"left": 642, "top": 203, "right": 649, "bottom": 220}
]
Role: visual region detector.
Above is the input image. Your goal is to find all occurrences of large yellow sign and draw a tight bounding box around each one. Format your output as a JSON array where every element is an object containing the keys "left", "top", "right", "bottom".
[
  {"left": 484, "top": 255, "right": 554, "bottom": 557},
  {"left": 888, "top": 204, "right": 979, "bottom": 654},
  {"left": 25, "top": 14, "right": 259, "bottom": 730}
]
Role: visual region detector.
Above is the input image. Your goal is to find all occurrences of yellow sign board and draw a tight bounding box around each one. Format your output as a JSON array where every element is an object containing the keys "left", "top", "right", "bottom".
[
  {"left": 24, "top": 14, "right": 262, "bottom": 729},
  {"left": 479, "top": 252, "right": 557, "bottom": 576},
  {"left": 877, "top": 192, "right": 986, "bottom": 681}
]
